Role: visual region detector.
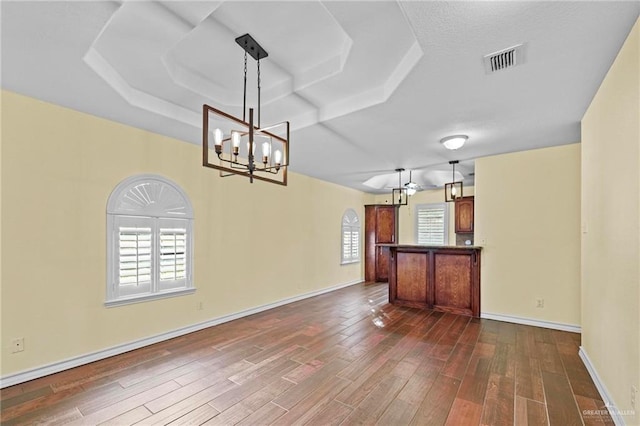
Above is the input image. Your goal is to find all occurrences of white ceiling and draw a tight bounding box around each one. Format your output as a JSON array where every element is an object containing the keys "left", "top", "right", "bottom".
[{"left": 2, "top": 1, "right": 638, "bottom": 193}]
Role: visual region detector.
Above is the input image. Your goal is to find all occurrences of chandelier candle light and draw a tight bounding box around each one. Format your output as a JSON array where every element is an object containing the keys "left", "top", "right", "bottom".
[{"left": 203, "top": 34, "right": 290, "bottom": 185}]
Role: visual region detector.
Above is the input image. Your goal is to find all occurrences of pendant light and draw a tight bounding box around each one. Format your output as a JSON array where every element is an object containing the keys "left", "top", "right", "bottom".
[
  {"left": 392, "top": 168, "right": 409, "bottom": 206},
  {"left": 203, "top": 34, "right": 290, "bottom": 185},
  {"left": 444, "top": 160, "right": 463, "bottom": 202}
]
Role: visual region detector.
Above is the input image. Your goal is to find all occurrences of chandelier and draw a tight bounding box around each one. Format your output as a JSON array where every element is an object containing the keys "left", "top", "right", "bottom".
[
  {"left": 444, "top": 160, "right": 463, "bottom": 202},
  {"left": 202, "top": 34, "right": 290, "bottom": 185}
]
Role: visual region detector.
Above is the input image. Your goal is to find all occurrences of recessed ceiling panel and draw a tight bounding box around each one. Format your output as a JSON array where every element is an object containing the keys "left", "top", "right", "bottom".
[{"left": 2, "top": 1, "right": 638, "bottom": 192}]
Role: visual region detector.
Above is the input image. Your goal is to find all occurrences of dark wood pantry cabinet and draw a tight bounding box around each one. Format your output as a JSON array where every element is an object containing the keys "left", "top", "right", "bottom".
[{"left": 364, "top": 205, "right": 398, "bottom": 282}]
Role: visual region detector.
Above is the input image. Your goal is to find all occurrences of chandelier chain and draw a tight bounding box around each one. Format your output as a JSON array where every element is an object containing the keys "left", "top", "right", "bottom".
[
  {"left": 257, "top": 59, "right": 261, "bottom": 128},
  {"left": 242, "top": 51, "right": 248, "bottom": 122}
]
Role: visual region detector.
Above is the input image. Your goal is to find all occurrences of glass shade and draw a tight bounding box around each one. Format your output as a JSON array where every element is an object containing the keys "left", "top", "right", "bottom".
[
  {"left": 213, "top": 128, "right": 223, "bottom": 146},
  {"left": 441, "top": 135, "right": 468, "bottom": 150},
  {"left": 405, "top": 182, "right": 418, "bottom": 196},
  {"left": 231, "top": 131, "right": 241, "bottom": 148}
]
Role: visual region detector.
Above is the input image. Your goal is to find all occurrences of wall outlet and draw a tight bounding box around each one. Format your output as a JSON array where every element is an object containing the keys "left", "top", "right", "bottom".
[
  {"left": 11, "top": 338, "right": 24, "bottom": 353},
  {"left": 536, "top": 298, "right": 544, "bottom": 308},
  {"left": 196, "top": 301, "right": 203, "bottom": 311},
  {"left": 632, "top": 385, "right": 637, "bottom": 409}
]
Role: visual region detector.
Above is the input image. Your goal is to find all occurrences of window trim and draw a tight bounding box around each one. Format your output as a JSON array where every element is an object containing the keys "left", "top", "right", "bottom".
[
  {"left": 106, "top": 174, "right": 194, "bottom": 307},
  {"left": 341, "top": 208, "right": 361, "bottom": 265},
  {"left": 415, "top": 202, "right": 450, "bottom": 246}
]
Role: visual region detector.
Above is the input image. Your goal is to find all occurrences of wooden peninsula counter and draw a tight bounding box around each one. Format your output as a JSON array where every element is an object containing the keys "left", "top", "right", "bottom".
[{"left": 381, "top": 245, "right": 481, "bottom": 317}]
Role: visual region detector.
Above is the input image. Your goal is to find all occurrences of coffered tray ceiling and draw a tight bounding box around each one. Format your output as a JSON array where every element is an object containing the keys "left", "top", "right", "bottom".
[{"left": 2, "top": 1, "right": 638, "bottom": 192}]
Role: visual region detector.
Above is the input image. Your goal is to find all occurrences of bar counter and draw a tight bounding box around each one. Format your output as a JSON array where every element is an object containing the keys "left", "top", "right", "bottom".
[{"left": 379, "top": 244, "right": 482, "bottom": 317}]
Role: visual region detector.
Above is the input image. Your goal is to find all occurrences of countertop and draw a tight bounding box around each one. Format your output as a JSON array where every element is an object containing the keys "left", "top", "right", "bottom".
[{"left": 376, "top": 244, "right": 482, "bottom": 250}]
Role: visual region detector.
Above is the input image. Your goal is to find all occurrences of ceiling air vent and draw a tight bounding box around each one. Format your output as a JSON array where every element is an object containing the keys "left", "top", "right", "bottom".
[{"left": 483, "top": 44, "right": 525, "bottom": 74}]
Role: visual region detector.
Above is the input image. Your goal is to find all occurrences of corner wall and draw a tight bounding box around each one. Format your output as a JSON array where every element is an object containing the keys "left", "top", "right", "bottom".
[
  {"left": 0, "top": 91, "right": 371, "bottom": 377},
  {"left": 581, "top": 18, "right": 639, "bottom": 424},
  {"left": 474, "top": 143, "right": 582, "bottom": 328}
]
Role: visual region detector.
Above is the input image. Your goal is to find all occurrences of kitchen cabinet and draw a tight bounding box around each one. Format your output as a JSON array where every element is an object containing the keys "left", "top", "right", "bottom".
[
  {"left": 388, "top": 245, "right": 481, "bottom": 317},
  {"left": 365, "top": 205, "right": 398, "bottom": 282},
  {"left": 455, "top": 196, "right": 474, "bottom": 234}
]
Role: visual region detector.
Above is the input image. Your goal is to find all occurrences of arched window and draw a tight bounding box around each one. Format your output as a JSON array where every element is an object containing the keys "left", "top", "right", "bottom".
[
  {"left": 106, "top": 175, "right": 194, "bottom": 306},
  {"left": 341, "top": 209, "right": 361, "bottom": 264}
]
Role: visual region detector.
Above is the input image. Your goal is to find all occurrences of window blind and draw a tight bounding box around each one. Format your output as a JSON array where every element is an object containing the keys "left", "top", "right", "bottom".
[
  {"left": 343, "top": 230, "right": 352, "bottom": 260},
  {"left": 417, "top": 205, "right": 446, "bottom": 245},
  {"left": 118, "top": 227, "right": 152, "bottom": 286},
  {"left": 341, "top": 209, "right": 360, "bottom": 264},
  {"left": 351, "top": 227, "right": 359, "bottom": 259},
  {"left": 159, "top": 228, "right": 187, "bottom": 281}
]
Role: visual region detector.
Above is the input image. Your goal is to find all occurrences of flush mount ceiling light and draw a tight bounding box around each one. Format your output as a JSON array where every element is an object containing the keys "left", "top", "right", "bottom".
[
  {"left": 444, "top": 160, "right": 463, "bottom": 202},
  {"left": 440, "top": 135, "right": 468, "bottom": 150},
  {"left": 203, "top": 34, "right": 290, "bottom": 185}
]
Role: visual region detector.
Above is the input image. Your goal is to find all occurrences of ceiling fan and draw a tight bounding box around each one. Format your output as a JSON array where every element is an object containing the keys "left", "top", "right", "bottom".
[
  {"left": 404, "top": 170, "right": 419, "bottom": 196},
  {"left": 362, "top": 167, "right": 466, "bottom": 192}
]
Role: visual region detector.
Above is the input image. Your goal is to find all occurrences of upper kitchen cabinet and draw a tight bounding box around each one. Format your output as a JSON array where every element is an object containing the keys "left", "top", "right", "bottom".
[{"left": 455, "top": 196, "right": 474, "bottom": 234}]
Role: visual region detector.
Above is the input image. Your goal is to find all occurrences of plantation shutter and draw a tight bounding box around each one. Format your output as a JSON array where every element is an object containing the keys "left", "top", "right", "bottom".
[
  {"left": 417, "top": 204, "right": 447, "bottom": 245},
  {"left": 350, "top": 226, "right": 359, "bottom": 259},
  {"left": 341, "top": 209, "right": 361, "bottom": 264},
  {"left": 118, "top": 227, "right": 152, "bottom": 286},
  {"left": 343, "top": 229, "right": 352, "bottom": 261},
  {"left": 159, "top": 228, "right": 187, "bottom": 281}
]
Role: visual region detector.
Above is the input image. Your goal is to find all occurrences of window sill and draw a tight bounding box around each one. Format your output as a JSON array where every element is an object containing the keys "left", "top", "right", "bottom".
[
  {"left": 341, "top": 260, "right": 361, "bottom": 265},
  {"left": 105, "top": 288, "right": 195, "bottom": 308}
]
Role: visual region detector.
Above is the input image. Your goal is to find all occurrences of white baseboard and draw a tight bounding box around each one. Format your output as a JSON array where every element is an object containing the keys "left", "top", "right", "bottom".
[
  {"left": 579, "top": 347, "right": 626, "bottom": 426},
  {"left": 0, "top": 279, "right": 363, "bottom": 389},
  {"left": 480, "top": 312, "right": 581, "bottom": 333}
]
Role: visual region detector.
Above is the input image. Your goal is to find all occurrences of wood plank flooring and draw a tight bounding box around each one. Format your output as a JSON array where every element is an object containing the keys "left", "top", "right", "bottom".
[{"left": 1, "top": 283, "right": 612, "bottom": 425}]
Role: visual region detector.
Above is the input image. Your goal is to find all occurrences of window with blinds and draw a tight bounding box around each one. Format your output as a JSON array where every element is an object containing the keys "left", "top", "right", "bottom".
[
  {"left": 416, "top": 203, "right": 449, "bottom": 245},
  {"left": 341, "top": 209, "right": 361, "bottom": 264},
  {"left": 351, "top": 229, "right": 359, "bottom": 259},
  {"left": 343, "top": 230, "right": 352, "bottom": 260},
  {"left": 118, "top": 227, "right": 152, "bottom": 286},
  {"left": 159, "top": 228, "right": 187, "bottom": 281},
  {"left": 107, "top": 175, "right": 194, "bottom": 306}
]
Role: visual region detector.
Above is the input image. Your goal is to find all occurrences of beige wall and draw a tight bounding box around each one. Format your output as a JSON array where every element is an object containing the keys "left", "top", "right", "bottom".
[
  {"left": 581, "top": 18, "right": 639, "bottom": 424},
  {"left": 373, "top": 186, "right": 475, "bottom": 245},
  {"left": 0, "top": 91, "right": 372, "bottom": 376},
  {"left": 474, "top": 144, "right": 582, "bottom": 326}
]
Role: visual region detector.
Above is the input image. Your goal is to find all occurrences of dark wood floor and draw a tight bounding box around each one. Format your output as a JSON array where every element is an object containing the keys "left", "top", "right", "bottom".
[{"left": 1, "top": 282, "right": 611, "bottom": 425}]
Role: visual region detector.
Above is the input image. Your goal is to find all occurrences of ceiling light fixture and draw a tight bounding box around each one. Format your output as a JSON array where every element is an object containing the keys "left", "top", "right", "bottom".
[
  {"left": 392, "top": 168, "right": 409, "bottom": 206},
  {"left": 203, "top": 34, "right": 290, "bottom": 185},
  {"left": 404, "top": 170, "right": 418, "bottom": 196},
  {"left": 444, "top": 160, "right": 463, "bottom": 202},
  {"left": 440, "top": 135, "right": 468, "bottom": 150}
]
